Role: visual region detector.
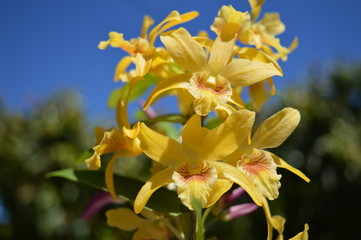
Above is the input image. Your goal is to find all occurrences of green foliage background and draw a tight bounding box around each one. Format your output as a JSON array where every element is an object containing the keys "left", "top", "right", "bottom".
[{"left": 1, "top": 63, "right": 361, "bottom": 239}]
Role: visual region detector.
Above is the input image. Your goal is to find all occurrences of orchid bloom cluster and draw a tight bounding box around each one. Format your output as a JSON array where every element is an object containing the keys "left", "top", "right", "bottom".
[{"left": 84, "top": 1, "right": 309, "bottom": 239}]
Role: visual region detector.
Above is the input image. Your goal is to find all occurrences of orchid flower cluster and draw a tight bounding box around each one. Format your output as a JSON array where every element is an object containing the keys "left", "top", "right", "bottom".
[{"left": 81, "top": 1, "right": 309, "bottom": 239}]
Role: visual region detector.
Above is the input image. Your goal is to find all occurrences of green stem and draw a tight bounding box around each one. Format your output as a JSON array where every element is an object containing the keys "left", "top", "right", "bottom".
[
  {"left": 141, "top": 114, "right": 188, "bottom": 125},
  {"left": 163, "top": 219, "right": 184, "bottom": 240},
  {"left": 196, "top": 211, "right": 205, "bottom": 240}
]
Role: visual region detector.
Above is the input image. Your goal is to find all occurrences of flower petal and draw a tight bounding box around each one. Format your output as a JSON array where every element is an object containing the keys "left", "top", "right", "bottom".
[
  {"left": 205, "top": 179, "right": 233, "bottom": 208},
  {"left": 160, "top": 28, "right": 207, "bottom": 73},
  {"left": 208, "top": 36, "right": 235, "bottom": 76},
  {"left": 143, "top": 73, "right": 191, "bottom": 110},
  {"left": 220, "top": 58, "right": 282, "bottom": 87},
  {"left": 182, "top": 114, "right": 209, "bottom": 151},
  {"left": 105, "top": 155, "right": 118, "bottom": 199},
  {"left": 114, "top": 56, "right": 133, "bottom": 82},
  {"left": 213, "top": 161, "right": 263, "bottom": 206},
  {"left": 203, "top": 110, "right": 255, "bottom": 160},
  {"left": 237, "top": 149, "right": 281, "bottom": 200},
  {"left": 134, "top": 167, "right": 175, "bottom": 214},
  {"left": 269, "top": 152, "right": 310, "bottom": 183},
  {"left": 138, "top": 123, "right": 189, "bottom": 166},
  {"left": 133, "top": 222, "right": 168, "bottom": 240},
  {"left": 249, "top": 80, "right": 270, "bottom": 112},
  {"left": 149, "top": 10, "right": 199, "bottom": 45},
  {"left": 289, "top": 224, "right": 309, "bottom": 240},
  {"left": 106, "top": 208, "right": 146, "bottom": 231},
  {"left": 251, "top": 107, "right": 300, "bottom": 149},
  {"left": 85, "top": 152, "right": 101, "bottom": 170},
  {"left": 224, "top": 203, "right": 258, "bottom": 221},
  {"left": 173, "top": 162, "right": 218, "bottom": 209},
  {"left": 237, "top": 47, "right": 282, "bottom": 75}
]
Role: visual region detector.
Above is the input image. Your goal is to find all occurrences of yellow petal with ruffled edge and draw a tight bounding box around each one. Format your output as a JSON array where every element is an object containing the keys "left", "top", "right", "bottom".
[
  {"left": 213, "top": 161, "right": 262, "bottom": 206},
  {"left": 268, "top": 152, "right": 310, "bottom": 183},
  {"left": 85, "top": 153, "right": 101, "bottom": 170},
  {"left": 220, "top": 59, "right": 282, "bottom": 87},
  {"left": 93, "top": 128, "right": 127, "bottom": 155},
  {"left": 251, "top": 107, "right": 300, "bottom": 149},
  {"left": 143, "top": 73, "right": 191, "bottom": 110},
  {"left": 208, "top": 36, "right": 236, "bottom": 76},
  {"left": 134, "top": 167, "right": 175, "bottom": 214},
  {"left": 173, "top": 161, "right": 218, "bottom": 209},
  {"left": 289, "top": 224, "right": 309, "bottom": 240},
  {"left": 189, "top": 74, "right": 232, "bottom": 116},
  {"left": 237, "top": 149, "right": 281, "bottom": 200},
  {"left": 138, "top": 123, "right": 188, "bottom": 166},
  {"left": 106, "top": 208, "right": 146, "bottom": 231},
  {"left": 160, "top": 28, "right": 207, "bottom": 73}
]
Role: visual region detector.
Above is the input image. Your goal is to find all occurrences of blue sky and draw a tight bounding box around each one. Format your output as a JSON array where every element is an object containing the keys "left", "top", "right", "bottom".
[{"left": 1, "top": 0, "right": 361, "bottom": 118}]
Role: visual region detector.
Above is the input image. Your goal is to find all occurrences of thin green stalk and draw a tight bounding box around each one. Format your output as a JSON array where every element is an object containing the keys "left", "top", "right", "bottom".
[{"left": 163, "top": 219, "right": 184, "bottom": 240}]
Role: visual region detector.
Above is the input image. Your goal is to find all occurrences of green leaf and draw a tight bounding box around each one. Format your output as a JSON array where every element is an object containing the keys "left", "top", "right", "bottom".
[
  {"left": 107, "top": 74, "right": 158, "bottom": 109},
  {"left": 47, "top": 169, "right": 182, "bottom": 214},
  {"left": 75, "top": 149, "right": 93, "bottom": 164},
  {"left": 107, "top": 89, "right": 122, "bottom": 109}
]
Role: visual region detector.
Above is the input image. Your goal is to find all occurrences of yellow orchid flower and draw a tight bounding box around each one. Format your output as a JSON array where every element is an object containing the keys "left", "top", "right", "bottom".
[
  {"left": 98, "top": 11, "right": 199, "bottom": 82},
  {"left": 210, "top": 5, "right": 251, "bottom": 41},
  {"left": 143, "top": 27, "right": 282, "bottom": 116},
  {"left": 85, "top": 86, "right": 142, "bottom": 199},
  {"left": 106, "top": 208, "right": 169, "bottom": 240},
  {"left": 226, "top": 107, "right": 310, "bottom": 201},
  {"left": 134, "top": 109, "right": 264, "bottom": 213},
  {"left": 238, "top": 0, "right": 298, "bottom": 61}
]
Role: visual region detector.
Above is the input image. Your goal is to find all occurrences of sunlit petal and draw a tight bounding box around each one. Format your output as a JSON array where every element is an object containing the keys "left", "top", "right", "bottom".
[
  {"left": 208, "top": 36, "right": 235, "bottom": 75},
  {"left": 251, "top": 107, "right": 300, "bottom": 149},
  {"left": 160, "top": 28, "right": 207, "bottom": 72},
  {"left": 220, "top": 59, "right": 282, "bottom": 87},
  {"left": 138, "top": 123, "right": 189, "bottom": 166},
  {"left": 203, "top": 110, "right": 255, "bottom": 160}
]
